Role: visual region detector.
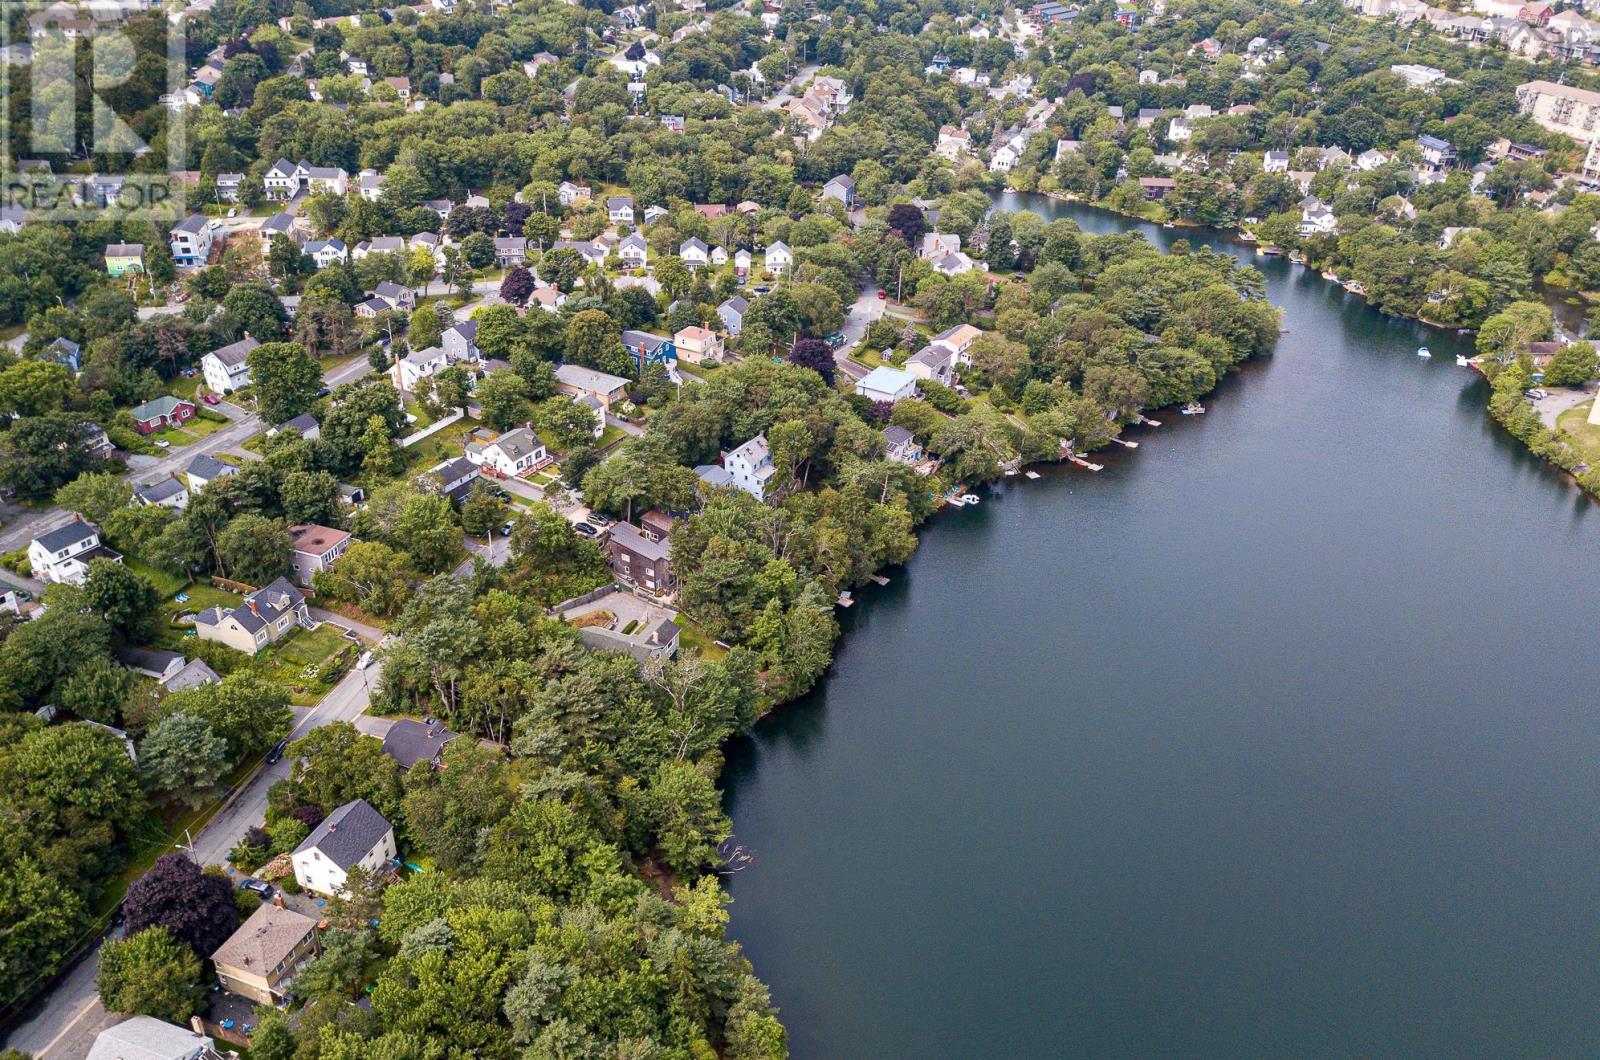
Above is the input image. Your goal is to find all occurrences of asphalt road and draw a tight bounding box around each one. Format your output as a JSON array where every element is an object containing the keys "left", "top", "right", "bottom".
[{"left": 1, "top": 657, "right": 383, "bottom": 1060}]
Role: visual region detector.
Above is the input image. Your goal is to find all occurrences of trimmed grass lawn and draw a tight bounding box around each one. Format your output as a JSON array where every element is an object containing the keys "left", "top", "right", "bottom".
[
  {"left": 1557, "top": 400, "right": 1600, "bottom": 464},
  {"left": 149, "top": 424, "right": 200, "bottom": 446},
  {"left": 596, "top": 424, "right": 626, "bottom": 449},
  {"left": 126, "top": 559, "right": 187, "bottom": 598},
  {"left": 674, "top": 617, "right": 727, "bottom": 661},
  {"left": 402, "top": 418, "right": 478, "bottom": 474}
]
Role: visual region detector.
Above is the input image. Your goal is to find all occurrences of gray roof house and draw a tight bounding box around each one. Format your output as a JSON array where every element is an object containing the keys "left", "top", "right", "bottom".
[
  {"left": 114, "top": 647, "right": 186, "bottom": 682},
  {"left": 134, "top": 476, "right": 189, "bottom": 510},
  {"left": 185, "top": 453, "right": 237, "bottom": 493},
  {"left": 163, "top": 657, "right": 221, "bottom": 692},
  {"left": 290, "top": 798, "right": 396, "bottom": 895},
  {"left": 86, "top": 1016, "right": 220, "bottom": 1060},
  {"left": 717, "top": 295, "right": 748, "bottom": 336},
  {"left": 380, "top": 719, "right": 458, "bottom": 769}
]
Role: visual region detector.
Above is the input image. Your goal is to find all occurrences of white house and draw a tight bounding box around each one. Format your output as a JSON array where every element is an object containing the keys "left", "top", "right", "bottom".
[
  {"left": 679, "top": 237, "right": 709, "bottom": 269},
  {"left": 185, "top": 453, "right": 237, "bottom": 494},
  {"left": 201, "top": 336, "right": 258, "bottom": 396},
  {"left": 855, "top": 365, "right": 918, "bottom": 404},
  {"left": 390, "top": 345, "right": 452, "bottom": 392},
  {"left": 618, "top": 232, "right": 649, "bottom": 268},
  {"left": 607, "top": 195, "right": 635, "bottom": 223},
  {"left": 356, "top": 169, "right": 384, "bottom": 201},
  {"left": 763, "top": 241, "right": 792, "bottom": 274},
  {"left": 29, "top": 519, "right": 120, "bottom": 585},
  {"left": 465, "top": 426, "right": 547, "bottom": 476},
  {"left": 558, "top": 180, "right": 591, "bottom": 206},
  {"left": 1263, "top": 150, "right": 1290, "bottom": 173},
  {"left": 168, "top": 215, "right": 213, "bottom": 268},
  {"left": 990, "top": 143, "right": 1019, "bottom": 171},
  {"left": 721, "top": 434, "right": 777, "bottom": 500},
  {"left": 304, "top": 238, "right": 347, "bottom": 269},
  {"left": 290, "top": 799, "right": 396, "bottom": 897},
  {"left": 86, "top": 1017, "right": 217, "bottom": 1060},
  {"left": 1299, "top": 196, "right": 1339, "bottom": 237}
]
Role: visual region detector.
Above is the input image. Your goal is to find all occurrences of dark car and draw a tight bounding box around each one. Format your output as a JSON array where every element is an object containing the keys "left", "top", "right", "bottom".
[
  {"left": 266, "top": 739, "right": 286, "bottom": 764},
  {"left": 241, "top": 878, "right": 273, "bottom": 897},
  {"left": 314, "top": 387, "right": 332, "bottom": 399},
  {"left": 573, "top": 522, "right": 599, "bottom": 538}
]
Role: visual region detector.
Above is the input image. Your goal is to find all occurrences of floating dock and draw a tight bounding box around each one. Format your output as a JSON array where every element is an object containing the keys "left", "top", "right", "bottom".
[
  {"left": 1111, "top": 438, "right": 1139, "bottom": 449},
  {"left": 1137, "top": 414, "right": 1162, "bottom": 428},
  {"left": 867, "top": 574, "right": 889, "bottom": 587},
  {"left": 1025, "top": 471, "right": 1041, "bottom": 480},
  {"left": 1068, "top": 455, "right": 1104, "bottom": 471}
]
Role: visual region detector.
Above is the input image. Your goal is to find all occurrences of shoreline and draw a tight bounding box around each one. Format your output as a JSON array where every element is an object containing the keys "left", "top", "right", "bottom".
[{"left": 990, "top": 187, "right": 1600, "bottom": 503}]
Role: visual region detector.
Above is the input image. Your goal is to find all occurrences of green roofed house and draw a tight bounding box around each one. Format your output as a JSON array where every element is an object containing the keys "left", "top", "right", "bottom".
[
  {"left": 128, "top": 395, "right": 195, "bottom": 434},
  {"left": 104, "top": 243, "right": 145, "bottom": 277}
]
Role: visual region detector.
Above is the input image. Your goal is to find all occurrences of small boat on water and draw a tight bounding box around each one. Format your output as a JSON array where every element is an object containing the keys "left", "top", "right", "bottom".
[
  {"left": 960, "top": 494, "right": 980, "bottom": 505},
  {"left": 1343, "top": 280, "right": 1366, "bottom": 295},
  {"left": 1181, "top": 402, "right": 1206, "bottom": 415},
  {"left": 1288, "top": 251, "right": 1306, "bottom": 265},
  {"left": 1321, "top": 270, "right": 1339, "bottom": 281},
  {"left": 1417, "top": 346, "right": 1431, "bottom": 358},
  {"left": 1239, "top": 231, "right": 1258, "bottom": 243},
  {"left": 1456, "top": 354, "right": 1471, "bottom": 367}
]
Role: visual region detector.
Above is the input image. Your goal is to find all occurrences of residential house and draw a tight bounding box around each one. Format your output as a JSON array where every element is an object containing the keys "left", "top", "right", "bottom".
[
  {"left": 380, "top": 719, "right": 458, "bottom": 769},
  {"left": 882, "top": 424, "right": 924, "bottom": 463},
  {"left": 1263, "top": 150, "right": 1290, "bottom": 173},
  {"left": 763, "top": 241, "right": 792, "bottom": 274},
  {"left": 557, "top": 180, "right": 591, "bottom": 206},
  {"left": 555, "top": 363, "right": 630, "bottom": 409},
  {"left": 391, "top": 345, "right": 452, "bottom": 392},
  {"left": 168, "top": 215, "right": 213, "bottom": 268},
  {"left": 821, "top": 174, "right": 856, "bottom": 207},
  {"left": 134, "top": 476, "right": 189, "bottom": 511},
  {"left": 572, "top": 393, "right": 606, "bottom": 438},
  {"left": 930, "top": 323, "right": 982, "bottom": 361},
  {"left": 263, "top": 158, "right": 298, "bottom": 198},
  {"left": 291, "top": 798, "right": 396, "bottom": 896},
  {"left": 720, "top": 434, "right": 778, "bottom": 500},
  {"left": 907, "top": 342, "right": 958, "bottom": 384},
  {"left": 258, "top": 212, "right": 303, "bottom": 249},
  {"left": 104, "top": 243, "right": 145, "bottom": 276},
  {"left": 423, "top": 455, "right": 480, "bottom": 502},
  {"left": 353, "top": 236, "right": 406, "bottom": 261},
  {"left": 606, "top": 520, "right": 678, "bottom": 592},
  {"left": 990, "top": 143, "right": 1020, "bottom": 171},
  {"left": 1356, "top": 148, "right": 1391, "bottom": 170},
  {"left": 494, "top": 236, "right": 528, "bottom": 267},
  {"left": 85, "top": 1017, "right": 221, "bottom": 1060},
  {"left": 1139, "top": 177, "right": 1177, "bottom": 200},
  {"left": 185, "top": 453, "right": 236, "bottom": 493},
  {"left": 372, "top": 280, "right": 415, "bottom": 312},
  {"left": 855, "top": 365, "right": 919, "bottom": 404},
  {"left": 46, "top": 337, "right": 81, "bottom": 371},
  {"left": 193, "top": 577, "right": 311, "bottom": 655},
  {"left": 1299, "top": 196, "right": 1339, "bottom": 236},
  {"left": 271, "top": 412, "right": 320, "bottom": 440},
  {"left": 621, "top": 330, "right": 676, "bottom": 373},
  {"left": 201, "top": 336, "right": 258, "bottom": 395},
  {"left": 465, "top": 426, "right": 548, "bottom": 476},
  {"left": 29, "top": 519, "right": 119, "bottom": 585},
  {"left": 674, "top": 325, "right": 723, "bottom": 364},
  {"left": 617, "top": 232, "right": 648, "bottom": 268},
  {"left": 164, "top": 657, "right": 221, "bottom": 692},
  {"left": 215, "top": 172, "right": 243, "bottom": 201},
  {"left": 211, "top": 902, "right": 320, "bottom": 1005},
  {"left": 607, "top": 195, "right": 635, "bottom": 223},
  {"left": 129, "top": 396, "right": 196, "bottom": 434},
  {"left": 710, "top": 245, "right": 729, "bottom": 267},
  {"left": 113, "top": 647, "right": 186, "bottom": 683},
  {"left": 679, "top": 237, "right": 709, "bottom": 269},
  {"left": 442, "top": 320, "right": 479, "bottom": 361},
  {"left": 717, "top": 295, "right": 748, "bottom": 335},
  {"left": 529, "top": 286, "right": 567, "bottom": 313},
  {"left": 733, "top": 249, "right": 753, "bottom": 274},
  {"left": 304, "top": 238, "right": 348, "bottom": 269},
  {"left": 357, "top": 169, "right": 384, "bottom": 201},
  {"left": 1419, "top": 134, "right": 1456, "bottom": 171},
  {"left": 288, "top": 523, "right": 350, "bottom": 587},
  {"left": 81, "top": 421, "right": 114, "bottom": 455},
  {"left": 550, "top": 239, "right": 608, "bottom": 268}
]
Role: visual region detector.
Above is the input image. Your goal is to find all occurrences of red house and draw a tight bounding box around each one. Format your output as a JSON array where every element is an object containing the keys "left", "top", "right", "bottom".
[{"left": 129, "top": 395, "right": 196, "bottom": 434}]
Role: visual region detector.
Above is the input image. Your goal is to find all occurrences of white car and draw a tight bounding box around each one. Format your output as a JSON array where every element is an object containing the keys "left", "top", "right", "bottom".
[
  {"left": 357, "top": 650, "right": 373, "bottom": 670},
  {"left": 154, "top": 439, "right": 170, "bottom": 449}
]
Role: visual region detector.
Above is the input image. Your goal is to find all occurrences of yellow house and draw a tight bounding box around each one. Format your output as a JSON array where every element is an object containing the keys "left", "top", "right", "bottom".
[
  {"left": 211, "top": 903, "right": 320, "bottom": 1005},
  {"left": 104, "top": 243, "right": 145, "bottom": 277}
]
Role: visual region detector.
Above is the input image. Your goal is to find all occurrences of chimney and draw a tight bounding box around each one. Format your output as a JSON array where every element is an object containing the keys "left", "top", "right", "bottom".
[
  {"left": 273, "top": 893, "right": 284, "bottom": 908},
  {"left": 247, "top": 599, "right": 259, "bottom": 617}
]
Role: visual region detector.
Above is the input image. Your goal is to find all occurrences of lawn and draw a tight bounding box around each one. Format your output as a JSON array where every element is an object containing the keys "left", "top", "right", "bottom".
[
  {"left": 251, "top": 624, "right": 356, "bottom": 705},
  {"left": 674, "top": 617, "right": 727, "bottom": 661},
  {"left": 1556, "top": 400, "right": 1600, "bottom": 465},
  {"left": 126, "top": 558, "right": 188, "bottom": 598},
  {"left": 596, "top": 424, "right": 627, "bottom": 449}
]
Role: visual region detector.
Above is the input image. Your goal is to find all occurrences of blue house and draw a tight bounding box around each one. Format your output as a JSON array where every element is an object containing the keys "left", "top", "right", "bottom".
[
  {"left": 622, "top": 330, "right": 677, "bottom": 374},
  {"left": 46, "top": 337, "right": 81, "bottom": 371}
]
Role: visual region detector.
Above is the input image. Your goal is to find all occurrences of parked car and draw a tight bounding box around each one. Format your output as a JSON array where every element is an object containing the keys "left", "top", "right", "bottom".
[
  {"left": 241, "top": 878, "right": 273, "bottom": 897},
  {"left": 876, "top": 289, "right": 887, "bottom": 300},
  {"left": 154, "top": 439, "right": 170, "bottom": 449},
  {"left": 357, "top": 650, "right": 373, "bottom": 670},
  {"left": 498, "top": 520, "right": 516, "bottom": 536},
  {"left": 203, "top": 392, "right": 221, "bottom": 405},
  {"left": 573, "top": 522, "right": 599, "bottom": 539},
  {"left": 586, "top": 512, "right": 612, "bottom": 527},
  {"left": 266, "top": 739, "right": 286, "bottom": 764}
]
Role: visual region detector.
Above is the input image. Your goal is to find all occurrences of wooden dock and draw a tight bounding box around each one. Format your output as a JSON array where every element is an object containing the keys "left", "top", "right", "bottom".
[
  {"left": 1111, "top": 438, "right": 1138, "bottom": 449},
  {"left": 1137, "top": 414, "right": 1162, "bottom": 428},
  {"left": 1068, "top": 455, "right": 1103, "bottom": 471},
  {"left": 867, "top": 574, "right": 889, "bottom": 587}
]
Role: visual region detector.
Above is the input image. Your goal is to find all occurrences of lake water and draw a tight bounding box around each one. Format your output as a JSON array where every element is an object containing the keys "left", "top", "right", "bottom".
[{"left": 721, "top": 192, "right": 1600, "bottom": 1058}]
